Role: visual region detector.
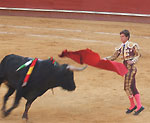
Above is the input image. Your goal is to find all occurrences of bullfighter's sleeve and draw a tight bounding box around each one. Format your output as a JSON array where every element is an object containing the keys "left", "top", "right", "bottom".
[
  {"left": 105, "top": 50, "right": 120, "bottom": 61},
  {"left": 132, "top": 44, "right": 141, "bottom": 64}
]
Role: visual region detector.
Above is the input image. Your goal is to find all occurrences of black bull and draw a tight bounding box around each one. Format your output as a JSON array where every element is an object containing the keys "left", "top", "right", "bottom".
[{"left": 0, "top": 54, "right": 87, "bottom": 120}]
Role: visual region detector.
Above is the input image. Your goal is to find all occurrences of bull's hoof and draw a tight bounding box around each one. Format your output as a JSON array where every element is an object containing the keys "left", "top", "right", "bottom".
[
  {"left": 1, "top": 107, "right": 5, "bottom": 112},
  {"left": 22, "top": 118, "right": 28, "bottom": 123},
  {"left": 22, "top": 114, "right": 28, "bottom": 121},
  {"left": 3, "top": 111, "right": 10, "bottom": 117}
]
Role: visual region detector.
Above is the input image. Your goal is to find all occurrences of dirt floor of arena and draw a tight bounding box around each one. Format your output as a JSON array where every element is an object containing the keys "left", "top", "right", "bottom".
[{"left": 0, "top": 16, "right": 150, "bottom": 123}]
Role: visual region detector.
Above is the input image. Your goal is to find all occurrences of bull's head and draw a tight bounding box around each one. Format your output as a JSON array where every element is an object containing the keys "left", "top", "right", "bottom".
[{"left": 59, "top": 64, "right": 87, "bottom": 91}]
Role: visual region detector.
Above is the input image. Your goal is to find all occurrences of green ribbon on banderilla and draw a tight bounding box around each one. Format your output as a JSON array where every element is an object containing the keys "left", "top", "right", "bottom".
[
  {"left": 16, "top": 57, "right": 57, "bottom": 71},
  {"left": 16, "top": 58, "right": 34, "bottom": 71}
]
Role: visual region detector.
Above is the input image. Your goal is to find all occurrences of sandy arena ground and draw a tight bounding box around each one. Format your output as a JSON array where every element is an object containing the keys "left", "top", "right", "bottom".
[{"left": 0, "top": 16, "right": 150, "bottom": 123}]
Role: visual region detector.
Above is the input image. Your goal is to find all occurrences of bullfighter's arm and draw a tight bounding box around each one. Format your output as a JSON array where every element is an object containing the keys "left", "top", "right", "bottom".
[
  {"left": 131, "top": 44, "right": 141, "bottom": 64},
  {"left": 105, "top": 50, "right": 120, "bottom": 61}
]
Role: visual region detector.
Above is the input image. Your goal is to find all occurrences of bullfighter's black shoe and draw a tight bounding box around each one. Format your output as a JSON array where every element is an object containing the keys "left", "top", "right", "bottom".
[
  {"left": 133, "top": 106, "right": 144, "bottom": 115},
  {"left": 126, "top": 106, "right": 137, "bottom": 114}
]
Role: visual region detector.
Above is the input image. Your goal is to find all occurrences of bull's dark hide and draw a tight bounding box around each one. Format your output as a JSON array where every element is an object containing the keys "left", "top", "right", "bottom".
[{"left": 0, "top": 54, "right": 76, "bottom": 120}]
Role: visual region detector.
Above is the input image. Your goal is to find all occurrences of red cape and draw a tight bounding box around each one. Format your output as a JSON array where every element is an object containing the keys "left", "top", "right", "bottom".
[{"left": 59, "top": 48, "right": 128, "bottom": 76}]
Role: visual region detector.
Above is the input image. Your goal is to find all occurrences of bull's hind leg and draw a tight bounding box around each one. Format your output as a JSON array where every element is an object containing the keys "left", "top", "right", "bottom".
[
  {"left": 1, "top": 86, "right": 15, "bottom": 112},
  {"left": 3, "top": 87, "right": 22, "bottom": 117},
  {"left": 22, "top": 98, "right": 37, "bottom": 120}
]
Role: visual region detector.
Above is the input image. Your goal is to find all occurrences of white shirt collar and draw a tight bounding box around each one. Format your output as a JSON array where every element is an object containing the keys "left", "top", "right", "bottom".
[{"left": 122, "top": 40, "right": 129, "bottom": 46}]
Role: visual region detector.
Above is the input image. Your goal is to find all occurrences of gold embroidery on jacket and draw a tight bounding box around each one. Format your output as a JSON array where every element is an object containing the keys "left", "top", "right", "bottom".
[{"left": 106, "top": 41, "right": 141, "bottom": 63}]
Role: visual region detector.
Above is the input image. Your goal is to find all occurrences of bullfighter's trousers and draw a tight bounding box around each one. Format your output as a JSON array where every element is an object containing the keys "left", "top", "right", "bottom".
[{"left": 123, "top": 60, "right": 139, "bottom": 97}]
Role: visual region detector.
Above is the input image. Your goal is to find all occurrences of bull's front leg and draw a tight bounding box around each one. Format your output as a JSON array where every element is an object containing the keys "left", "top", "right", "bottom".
[{"left": 22, "top": 98, "right": 36, "bottom": 120}]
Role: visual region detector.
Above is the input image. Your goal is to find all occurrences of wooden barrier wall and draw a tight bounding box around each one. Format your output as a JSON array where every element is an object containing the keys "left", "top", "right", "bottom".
[{"left": 0, "top": 0, "right": 150, "bottom": 14}]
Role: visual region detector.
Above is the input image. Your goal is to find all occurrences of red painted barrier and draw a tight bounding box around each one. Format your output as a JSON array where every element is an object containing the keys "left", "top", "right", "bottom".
[{"left": 0, "top": 0, "right": 150, "bottom": 14}]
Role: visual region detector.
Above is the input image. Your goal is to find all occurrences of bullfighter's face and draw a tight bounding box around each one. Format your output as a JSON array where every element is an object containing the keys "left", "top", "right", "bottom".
[{"left": 120, "top": 34, "right": 128, "bottom": 43}]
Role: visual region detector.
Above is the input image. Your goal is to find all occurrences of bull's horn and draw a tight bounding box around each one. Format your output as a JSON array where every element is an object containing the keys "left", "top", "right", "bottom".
[{"left": 67, "top": 65, "right": 88, "bottom": 71}]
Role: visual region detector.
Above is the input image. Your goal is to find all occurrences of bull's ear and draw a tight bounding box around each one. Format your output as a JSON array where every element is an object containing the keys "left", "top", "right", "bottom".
[{"left": 66, "top": 65, "right": 88, "bottom": 71}]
